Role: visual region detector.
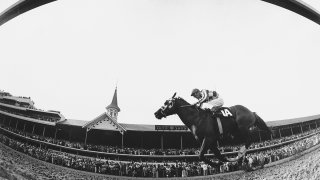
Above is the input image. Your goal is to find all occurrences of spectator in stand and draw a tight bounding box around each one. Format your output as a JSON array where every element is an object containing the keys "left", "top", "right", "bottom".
[{"left": 1, "top": 123, "right": 320, "bottom": 178}]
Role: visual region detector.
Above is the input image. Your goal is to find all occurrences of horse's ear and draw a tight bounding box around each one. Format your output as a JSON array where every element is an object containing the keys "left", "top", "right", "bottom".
[{"left": 172, "top": 92, "right": 176, "bottom": 98}]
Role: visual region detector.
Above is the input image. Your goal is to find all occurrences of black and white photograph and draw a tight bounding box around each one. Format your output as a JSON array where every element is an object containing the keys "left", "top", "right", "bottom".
[{"left": 0, "top": 0, "right": 320, "bottom": 179}]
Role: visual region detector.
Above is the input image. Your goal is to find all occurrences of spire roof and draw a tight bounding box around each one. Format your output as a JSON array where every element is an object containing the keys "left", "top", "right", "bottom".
[{"left": 106, "top": 87, "right": 120, "bottom": 112}]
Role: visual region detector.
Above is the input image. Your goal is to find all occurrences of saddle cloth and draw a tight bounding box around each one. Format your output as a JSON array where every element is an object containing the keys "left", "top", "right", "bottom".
[{"left": 213, "top": 107, "right": 234, "bottom": 135}]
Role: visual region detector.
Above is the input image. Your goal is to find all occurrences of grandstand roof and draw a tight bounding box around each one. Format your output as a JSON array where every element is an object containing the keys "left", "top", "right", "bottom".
[
  {"left": 58, "top": 120, "right": 159, "bottom": 131},
  {"left": 0, "top": 109, "right": 56, "bottom": 126},
  {"left": 121, "top": 123, "right": 155, "bottom": 131},
  {"left": 57, "top": 119, "right": 87, "bottom": 127},
  {"left": 58, "top": 114, "right": 320, "bottom": 131},
  {"left": 265, "top": 114, "right": 320, "bottom": 127}
]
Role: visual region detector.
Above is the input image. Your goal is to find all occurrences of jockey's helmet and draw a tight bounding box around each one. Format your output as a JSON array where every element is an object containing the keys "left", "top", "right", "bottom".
[{"left": 191, "top": 88, "right": 200, "bottom": 96}]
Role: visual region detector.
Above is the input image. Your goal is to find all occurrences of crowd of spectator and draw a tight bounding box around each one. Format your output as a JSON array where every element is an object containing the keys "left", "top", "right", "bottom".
[
  {"left": 0, "top": 91, "right": 61, "bottom": 122},
  {"left": 0, "top": 97, "right": 34, "bottom": 109},
  {"left": 0, "top": 125, "right": 320, "bottom": 178},
  {"left": 1, "top": 123, "right": 319, "bottom": 158},
  {"left": 221, "top": 128, "right": 319, "bottom": 153},
  {"left": 0, "top": 106, "right": 61, "bottom": 122}
]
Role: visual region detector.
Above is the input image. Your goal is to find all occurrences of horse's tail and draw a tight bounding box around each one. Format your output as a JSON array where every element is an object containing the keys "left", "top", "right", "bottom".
[{"left": 253, "top": 112, "right": 272, "bottom": 135}]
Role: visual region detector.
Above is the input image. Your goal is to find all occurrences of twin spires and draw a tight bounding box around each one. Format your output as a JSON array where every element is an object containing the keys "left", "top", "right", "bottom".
[
  {"left": 83, "top": 86, "right": 125, "bottom": 133},
  {"left": 106, "top": 87, "right": 120, "bottom": 121}
]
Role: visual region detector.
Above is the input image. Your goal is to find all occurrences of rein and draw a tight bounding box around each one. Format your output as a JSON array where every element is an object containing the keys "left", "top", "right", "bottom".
[{"left": 180, "top": 104, "right": 194, "bottom": 108}]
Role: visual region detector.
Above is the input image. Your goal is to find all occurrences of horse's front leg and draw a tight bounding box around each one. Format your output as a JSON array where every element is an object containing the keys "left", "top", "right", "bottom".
[
  {"left": 199, "top": 137, "right": 208, "bottom": 162},
  {"left": 199, "top": 137, "right": 223, "bottom": 167}
]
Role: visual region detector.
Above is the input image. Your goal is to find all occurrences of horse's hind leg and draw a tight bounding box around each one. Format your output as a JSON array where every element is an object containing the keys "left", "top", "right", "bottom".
[{"left": 238, "top": 126, "right": 252, "bottom": 159}]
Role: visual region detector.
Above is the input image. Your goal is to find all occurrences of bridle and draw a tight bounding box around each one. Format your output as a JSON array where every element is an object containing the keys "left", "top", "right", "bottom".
[
  {"left": 159, "top": 98, "right": 175, "bottom": 118},
  {"left": 160, "top": 97, "right": 197, "bottom": 117},
  {"left": 160, "top": 106, "right": 168, "bottom": 118}
]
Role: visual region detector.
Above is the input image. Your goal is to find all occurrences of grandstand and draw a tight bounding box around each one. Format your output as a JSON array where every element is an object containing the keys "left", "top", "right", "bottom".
[{"left": 0, "top": 89, "right": 320, "bottom": 178}]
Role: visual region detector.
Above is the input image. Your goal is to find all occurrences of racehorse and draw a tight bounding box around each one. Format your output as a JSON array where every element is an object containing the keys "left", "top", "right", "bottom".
[{"left": 154, "top": 93, "right": 272, "bottom": 167}]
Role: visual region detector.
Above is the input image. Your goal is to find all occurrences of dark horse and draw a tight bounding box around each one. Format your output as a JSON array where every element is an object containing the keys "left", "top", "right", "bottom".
[{"left": 154, "top": 93, "right": 272, "bottom": 167}]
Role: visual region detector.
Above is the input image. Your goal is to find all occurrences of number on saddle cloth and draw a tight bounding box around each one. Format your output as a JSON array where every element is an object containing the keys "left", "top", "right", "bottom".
[{"left": 216, "top": 107, "right": 233, "bottom": 118}]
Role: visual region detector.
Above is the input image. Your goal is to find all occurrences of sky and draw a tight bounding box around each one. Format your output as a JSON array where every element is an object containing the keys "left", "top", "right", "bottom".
[{"left": 0, "top": 0, "right": 320, "bottom": 125}]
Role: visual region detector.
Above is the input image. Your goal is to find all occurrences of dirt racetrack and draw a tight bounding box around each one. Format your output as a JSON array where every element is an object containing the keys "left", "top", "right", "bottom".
[{"left": 0, "top": 143, "right": 320, "bottom": 180}]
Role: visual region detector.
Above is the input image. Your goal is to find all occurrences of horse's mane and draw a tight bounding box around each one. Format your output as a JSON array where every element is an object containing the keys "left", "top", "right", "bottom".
[
  {"left": 176, "top": 97, "right": 208, "bottom": 114},
  {"left": 176, "top": 97, "right": 190, "bottom": 105},
  {"left": 175, "top": 97, "right": 212, "bottom": 129}
]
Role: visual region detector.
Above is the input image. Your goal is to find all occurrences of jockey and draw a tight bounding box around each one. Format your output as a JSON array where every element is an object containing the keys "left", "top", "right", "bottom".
[{"left": 191, "top": 88, "right": 224, "bottom": 113}]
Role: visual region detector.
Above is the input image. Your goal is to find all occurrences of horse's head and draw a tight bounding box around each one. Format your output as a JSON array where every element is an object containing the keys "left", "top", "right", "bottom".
[{"left": 154, "top": 92, "right": 178, "bottom": 119}]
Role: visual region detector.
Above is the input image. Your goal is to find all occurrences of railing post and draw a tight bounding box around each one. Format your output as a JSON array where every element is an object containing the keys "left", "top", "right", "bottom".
[
  {"left": 161, "top": 134, "right": 163, "bottom": 150},
  {"left": 54, "top": 128, "right": 58, "bottom": 141},
  {"left": 32, "top": 124, "right": 35, "bottom": 134},
  {"left": 84, "top": 129, "right": 88, "bottom": 146},
  {"left": 42, "top": 126, "right": 46, "bottom": 137},
  {"left": 23, "top": 123, "right": 26, "bottom": 133},
  {"left": 15, "top": 120, "right": 18, "bottom": 130},
  {"left": 141, "top": 132, "right": 144, "bottom": 148},
  {"left": 121, "top": 133, "right": 124, "bottom": 149},
  {"left": 279, "top": 128, "right": 282, "bottom": 138},
  {"left": 180, "top": 135, "right": 183, "bottom": 150}
]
